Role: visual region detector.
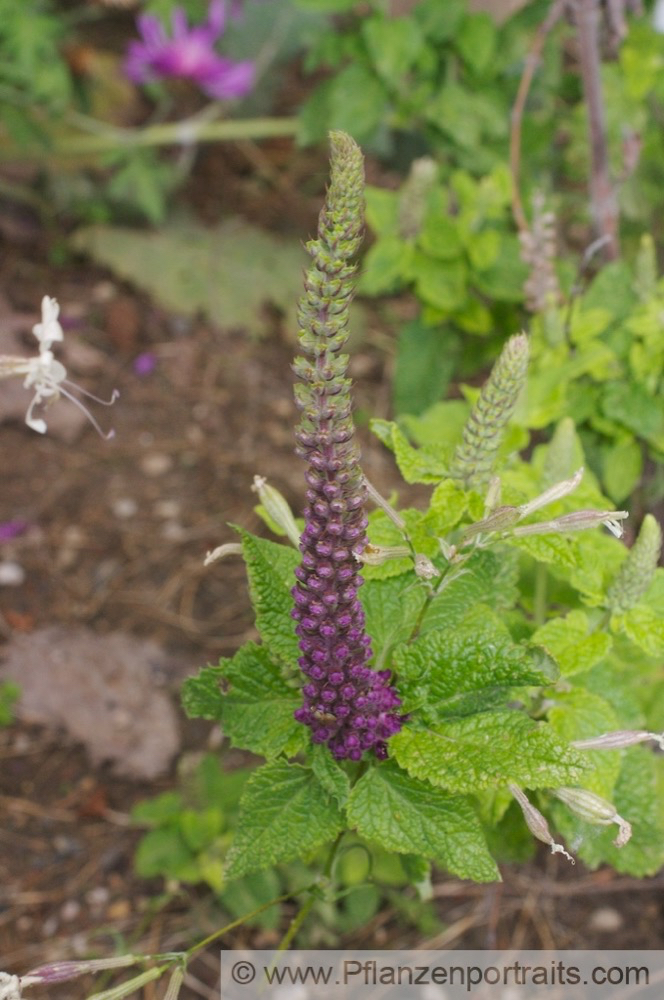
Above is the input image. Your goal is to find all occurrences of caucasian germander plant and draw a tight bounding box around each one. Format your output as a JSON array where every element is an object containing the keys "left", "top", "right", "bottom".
[{"left": 182, "top": 132, "right": 663, "bottom": 910}]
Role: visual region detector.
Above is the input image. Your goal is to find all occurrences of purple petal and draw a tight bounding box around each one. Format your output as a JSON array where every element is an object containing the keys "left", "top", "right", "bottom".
[
  {"left": 0, "top": 519, "right": 30, "bottom": 542},
  {"left": 136, "top": 14, "right": 166, "bottom": 46},
  {"left": 207, "top": 0, "right": 228, "bottom": 36},
  {"left": 200, "top": 58, "right": 255, "bottom": 99},
  {"left": 171, "top": 7, "right": 190, "bottom": 40}
]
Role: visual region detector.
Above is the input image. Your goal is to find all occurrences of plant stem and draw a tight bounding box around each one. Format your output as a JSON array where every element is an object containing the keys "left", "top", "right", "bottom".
[
  {"left": 185, "top": 891, "right": 294, "bottom": 960},
  {"left": 509, "top": 0, "right": 567, "bottom": 234},
  {"left": 575, "top": 0, "right": 620, "bottom": 260},
  {"left": 0, "top": 116, "right": 299, "bottom": 163}
]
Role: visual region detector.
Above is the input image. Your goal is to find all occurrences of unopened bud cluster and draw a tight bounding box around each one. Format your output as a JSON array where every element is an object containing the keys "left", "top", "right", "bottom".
[
  {"left": 606, "top": 513, "right": 662, "bottom": 613},
  {"left": 449, "top": 333, "right": 529, "bottom": 491},
  {"left": 291, "top": 133, "right": 403, "bottom": 761}
]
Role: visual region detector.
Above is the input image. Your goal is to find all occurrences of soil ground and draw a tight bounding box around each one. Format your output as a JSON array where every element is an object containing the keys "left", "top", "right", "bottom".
[{"left": 0, "top": 142, "right": 662, "bottom": 1000}]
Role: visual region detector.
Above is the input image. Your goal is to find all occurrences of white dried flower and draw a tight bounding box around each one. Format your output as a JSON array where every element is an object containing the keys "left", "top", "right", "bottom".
[
  {"left": 0, "top": 295, "right": 117, "bottom": 436},
  {"left": 204, "top": 543, "right": 243, "bottom": 566},
  {"left": 252, "top": 476, "right": 301, "bottom": 548},
  {"left": 509, "top": 783, "right": 575, "bottom": 863},
  {"left": 553, "top": 787, "right": 632, "bottom": 848},
  {"left": 572, "top": 730, "right": 664, "bottom": 752}
]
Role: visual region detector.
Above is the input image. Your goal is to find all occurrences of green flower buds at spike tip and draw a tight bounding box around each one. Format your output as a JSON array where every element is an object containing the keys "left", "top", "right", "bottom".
[
  {"left": 449, "top": 333, "right": 529, "bottom": 491},
  {"left": 606, "top": 513, "right": 662, "bottom": 613}
]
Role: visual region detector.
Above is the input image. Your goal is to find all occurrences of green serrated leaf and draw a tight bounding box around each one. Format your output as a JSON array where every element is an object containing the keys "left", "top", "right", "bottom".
[
  {"left": 419, "top": 550, "right": 501, "bottom": 633},
  {"left": 221, "top": 643, "right": 306, "bottom": 759},
  {"left": 225, "top": 762, "right": 344, "bottom": 879},
  {"left": 182, "top": 664, "right": 225, "bottom": 721},
  {"left": 394, "top": 606, "right": 550, "bottom": 718},
  {"left": 132, "top": 791, "right": 183, "bottom": 827},
  {"left": 612, "top": 605, "right": 664, "bottom": 657},
  {"left": 361, "top": 574, "right": 427, "bottom": 660},
  {"left": 371, "top": 420, "right": 449, "bottom": 484},
  {"left": 455, "top": 13, "right": 496, "bottom": 75},
  {"left": 507, "top": 533, "right": 579, "bottom": 570},
  {"left": 422, "top": 479, "right": 467, "bottom": 535},
  {"left": 311, "top": 745, "right": 351, "bottom": 808},
  {"left": 238, "top": 531, "right": 300, "bottom": 664},
  {"left": 393, "top": 320, "right": 458, "bottom": 417},
  {"left": 392, "top": 711, "right": 587, "bottom": 793},
  {"left": 347, "top": 761, "right": 499, "bottom": 882},
  {"left": 361, "top": 16, "right": 424, "bottom": 85},
  {"left": 532, "top": 611, "right": 613, "bottom": 676},
  {"left": 134, "top": 827, "right": 194, "bottom": 880}
]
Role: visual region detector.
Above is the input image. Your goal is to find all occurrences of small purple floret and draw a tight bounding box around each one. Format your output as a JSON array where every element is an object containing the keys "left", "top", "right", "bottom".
[
  {"left": 0, "top": 519, "right": 30, "bottom": 542},
  {"left": 125, "top": 0, "right": 255, "bottom": 101},
  {"left": 291, "top": 438, "right": 404, "bottom": 761},
  {"left": 133, "top": 351, "right": 157, "bottom": 377}
]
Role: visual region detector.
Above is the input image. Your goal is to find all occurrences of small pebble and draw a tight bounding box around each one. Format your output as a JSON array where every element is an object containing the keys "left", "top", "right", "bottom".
[
  {"left": 86, "top": 886, "right": 110, "bottom": 911},
  {"left": 61, "top": 899, "right": 81, "bottom": 922},
  {"left": 161, "top": 520, "right": 186, "bottom": 541},
  {"left": 42, "top": 915, "right": 59, "bottom": 937},
  {"left": 589, "top": 906, "right": 623, "bottom": 933},
  {"left": 106, "top": 899, "right": 131, "bottom": 921},
  {"left": 111, "top": 497, "right": 138, "bottom": 519},
  {"left": 154, "top": 499, "right": 181, "bottom": 519},
  {"left": 0, "top": 561, "right": 25, "bottom": 586},
  {"left": 140, "top": 453, "right": 173, "bottom": 477}
]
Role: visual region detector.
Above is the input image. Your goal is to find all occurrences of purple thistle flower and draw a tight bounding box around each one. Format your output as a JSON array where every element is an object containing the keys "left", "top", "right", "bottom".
[
  {"left": 291, "top": 133, "right": 404, "bottom": 762},
  {"left": 125, "top": 0, "right": 255, "bottom": 101}
]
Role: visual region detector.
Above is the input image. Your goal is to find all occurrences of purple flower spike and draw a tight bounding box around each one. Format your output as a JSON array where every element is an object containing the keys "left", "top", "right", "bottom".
[
  {"left": 291, "top": 134, "right": 404, "bottom": 761},
  {"left": 125, "top": 0, "right": 255, "bottom": 101}
]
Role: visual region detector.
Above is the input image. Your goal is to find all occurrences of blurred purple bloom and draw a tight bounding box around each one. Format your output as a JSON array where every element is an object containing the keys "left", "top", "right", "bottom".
[
  {"left": 125, "top": 0, "right": 255, "bottom": 100},
  {"left": 0, "top": 520, "right": 30, "bottom": 542},
  {"left": 133, "top": 351, "right": 157, "bottom": 377}
]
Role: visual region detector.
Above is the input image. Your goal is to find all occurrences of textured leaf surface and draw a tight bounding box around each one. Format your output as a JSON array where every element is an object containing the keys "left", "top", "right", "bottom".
[
  {"left": 394, "top": 606, "right": 550, "bottom": 717},
  {"left": 532, "top": 611, "right": 612, "bottom": 676},
  {"left": 72, "top": 217, "right": 309, "bottom": 335},
  {"left": 421, "top": 478, "right": 468, "bottom": 535},
  {"left": 219, "top": 643, "right": 306, "bottom": 759},
  {"left": 392, "top": 711, "right": 587, "bottom": 792},
  {"left": 239, "top": 531, "right": 300, "bottom": 664},
  {"left": 361, "top": 574, "right": 427, "bottom": 661},
  {"left": 370, "top": 419, "right": 449, "bottom": 483},
  {"left": 182, "top": 664, "right": 225, "bottom": 721},
  {"left": 225, "top": 762, "right": 344, "bottom": 878},
  {"left": 615, "top": 606, "right": 664, "bottom": 656},
  {"left": 311, "top": 745, "right": 351, "bottom": 808},
  {"left": 347, "top": 761, "right": 498, "bottom": 882},
  {"left": 419, "top": 550, "right": 501, "bottom": 632}
]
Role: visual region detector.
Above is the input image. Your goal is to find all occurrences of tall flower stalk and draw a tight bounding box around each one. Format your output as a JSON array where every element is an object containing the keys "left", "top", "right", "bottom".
[{"left": 290, "top": 132, "right": 403, "bottom": 761}]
